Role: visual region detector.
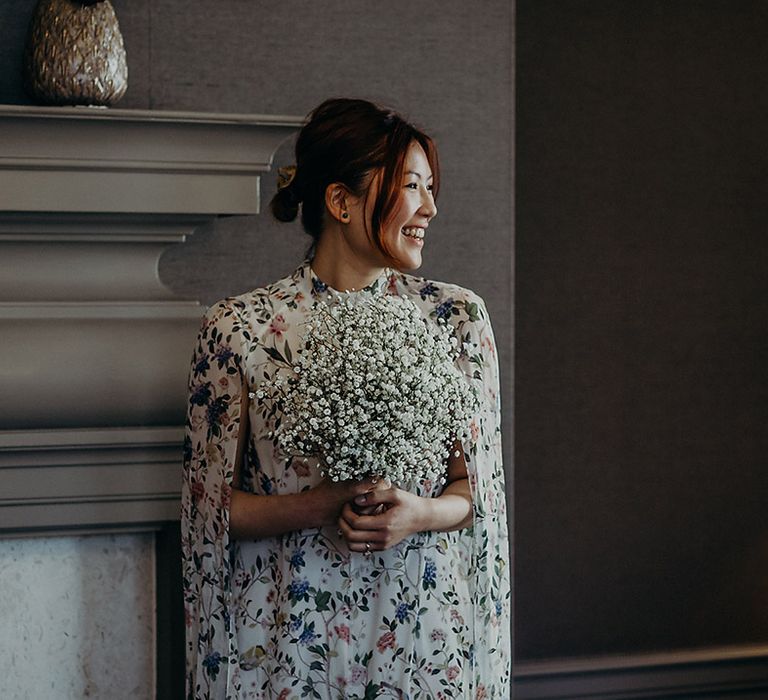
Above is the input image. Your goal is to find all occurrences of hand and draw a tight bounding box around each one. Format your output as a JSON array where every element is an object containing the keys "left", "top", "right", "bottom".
[
  {"left": 351, "top": 477, "right": 392, "bottom": 516},
  {"left": 309, "top": 476, "right": 384, "bottom": 528},
  {"left": 338, "top": 485, "right": 428, "bottom": 554}
]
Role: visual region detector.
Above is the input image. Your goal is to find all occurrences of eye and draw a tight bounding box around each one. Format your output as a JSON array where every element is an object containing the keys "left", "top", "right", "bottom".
[{"left": 405, "top": 182, "right": 419, "bottom": 190}]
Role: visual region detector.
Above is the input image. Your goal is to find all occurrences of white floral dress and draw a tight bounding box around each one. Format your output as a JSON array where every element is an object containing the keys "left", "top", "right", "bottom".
[{"left": 181, "top": 262, "right": 510, "bottom": 699}]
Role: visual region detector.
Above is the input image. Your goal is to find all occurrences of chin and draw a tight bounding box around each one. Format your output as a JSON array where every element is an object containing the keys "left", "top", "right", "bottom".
[{"left": 392, "top": 254, "right": 423, "bottom": 272}]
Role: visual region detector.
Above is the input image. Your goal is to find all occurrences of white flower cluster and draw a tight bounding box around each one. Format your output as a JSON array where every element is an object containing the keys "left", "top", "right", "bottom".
[{"left": 270, "top": 293, "right": 477, "bottom": 486}]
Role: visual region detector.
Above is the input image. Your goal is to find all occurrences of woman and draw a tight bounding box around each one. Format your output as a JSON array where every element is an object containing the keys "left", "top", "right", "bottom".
[{"left": 182, "top": 98, "right": 510, "bottom": 699}]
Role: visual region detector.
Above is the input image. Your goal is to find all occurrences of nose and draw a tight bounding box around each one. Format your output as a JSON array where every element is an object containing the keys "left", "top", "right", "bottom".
[{"left": 420, "top": 188, "right": 437, "bottom": 221}]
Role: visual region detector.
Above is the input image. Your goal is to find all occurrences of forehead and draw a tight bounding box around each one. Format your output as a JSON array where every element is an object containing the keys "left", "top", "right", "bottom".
[{"left": 404, "top": 141, "right": 433, "bottom": 177}]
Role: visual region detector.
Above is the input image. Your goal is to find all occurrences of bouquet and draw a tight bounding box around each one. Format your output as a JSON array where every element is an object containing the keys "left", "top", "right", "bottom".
[{"left": 266, "top": 293, "right": 477, "bottom": 487}]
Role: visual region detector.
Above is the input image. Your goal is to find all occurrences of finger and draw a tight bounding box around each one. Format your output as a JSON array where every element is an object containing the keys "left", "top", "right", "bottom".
[
  {"left": 369, "top": 477, "right": 392, "bottom": 490},
  {"left": 340, "top": 502, "right": 384, "bottom": 529},
  {"left": 354, "top": 487, "right": 397, "bottom": 509},
  {"left": 339, "top": 504, "right": 390, "bottom": 534},
  {"left": 342, "top": 514, "right": 392, "bottom": 538},
  {"left": 354, "top": 503, "right": 386, "bottom": 516},
  {"left": 350, "top": 476, "right": 391, "bottom": 496},
  {"left": 337, "top": 515, "right": 382, "bottom": 551}
]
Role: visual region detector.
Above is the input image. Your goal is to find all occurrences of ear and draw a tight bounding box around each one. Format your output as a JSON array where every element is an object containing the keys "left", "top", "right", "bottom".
[{"left": 324, "top": 183, "right": 352, "bottom": 223}]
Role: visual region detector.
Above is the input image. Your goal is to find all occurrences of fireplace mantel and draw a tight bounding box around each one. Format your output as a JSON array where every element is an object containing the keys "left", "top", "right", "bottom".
[{"left": 0, "top": 105, "right": 302, "bottom": 535}]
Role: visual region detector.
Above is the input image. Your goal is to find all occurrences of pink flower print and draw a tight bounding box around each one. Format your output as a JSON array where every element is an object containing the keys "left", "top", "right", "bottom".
[
  {"left": 190, "top": 481, "right": 205, "bottom": 503},
  {"left": 269, "top": 314, "right": 288, "bottom": 338},
  {"left": 349, "top": 664, "right": 366, "bottom": 684},
  {"left": 189, "top": 413, "right": 205, "bottom": 434},
  {"left": 295, "top": 291, "right": 305, "bottom": 303},
  {"left": 476, "top": 683, "right": 487, "bottom": 699},
  {"left": 481, "top": 335, "right": 496, "bottom": 358},
  {"left": 450, "top": 608, "right": 465, "bottom": 626},
  {"left": 334, "top": 624, "right": 350, "bottom": 642},
  {"left": 376, "top": 630, "right": 396, "bottom": 652},
  {"left": 220, "top": 482, "right": 231, "bottom": 509},
  {"left": 446, "top": 666, "right": 460, "bottom": 681},
  {"left": 277, "top": 690, "right": 291, "bottom": 700},
  {"left": 387, "top": 274, "right": 398, "bottom": 294},
  {"left": 430, "top": 628, "right": 446, "bottom": 642},
  {"left": 218, "top": 376, "right": 229, "bottom": 388},
  {"left": 469, "top": 418, "right": 480, "bottom": 444}
]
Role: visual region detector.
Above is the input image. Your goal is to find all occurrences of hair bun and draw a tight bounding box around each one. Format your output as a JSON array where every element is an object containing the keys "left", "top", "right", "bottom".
[{"left": 270, "top": 185, "right": 300, "bottom": 222}]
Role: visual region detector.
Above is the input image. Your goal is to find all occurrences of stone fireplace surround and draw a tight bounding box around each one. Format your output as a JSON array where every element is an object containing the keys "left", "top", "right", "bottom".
[{"left": 0, "top": 105, "right": 301, "bottom": 697}]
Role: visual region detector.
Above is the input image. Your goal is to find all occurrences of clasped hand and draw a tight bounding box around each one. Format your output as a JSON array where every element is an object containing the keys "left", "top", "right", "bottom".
[{"left": 337, "top": 479, "right": 425, "bottom": 555}]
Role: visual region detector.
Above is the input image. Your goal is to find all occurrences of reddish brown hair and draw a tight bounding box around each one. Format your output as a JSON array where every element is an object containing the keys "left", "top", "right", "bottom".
[{"left": 271, "top": 98, "right": 440, "bottom": 258}]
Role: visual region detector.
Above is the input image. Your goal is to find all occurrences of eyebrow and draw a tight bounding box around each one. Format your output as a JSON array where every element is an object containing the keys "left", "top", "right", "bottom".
[{"left": 405, "top": 170, "right": 434, "bottom": 181}]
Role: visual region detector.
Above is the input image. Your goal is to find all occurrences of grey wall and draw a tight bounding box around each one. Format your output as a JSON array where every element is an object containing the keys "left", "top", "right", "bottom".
[
  {"left": 1, "top": 1, "right": 514, "bottom": 313},
  {"left": 1, "top": 5, "right": 513, "bottom": 458},
  {"left": 516, "top": 0, "right": 768, "bottom": 662}
]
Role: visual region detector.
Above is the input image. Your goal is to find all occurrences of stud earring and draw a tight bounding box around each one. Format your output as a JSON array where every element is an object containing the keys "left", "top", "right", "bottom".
[{"left": 341, "top": 212, "right": 349, "bottom": 221}]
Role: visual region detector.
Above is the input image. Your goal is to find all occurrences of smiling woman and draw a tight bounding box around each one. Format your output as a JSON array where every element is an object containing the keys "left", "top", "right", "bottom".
[{"left": 181, "top": 98, "right": 511, "bottom": 699}]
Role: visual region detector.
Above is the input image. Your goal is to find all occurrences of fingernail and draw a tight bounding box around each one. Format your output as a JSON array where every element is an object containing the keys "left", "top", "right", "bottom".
[{"left": 355, "top": 494, "right": 367, "bottom": 504}]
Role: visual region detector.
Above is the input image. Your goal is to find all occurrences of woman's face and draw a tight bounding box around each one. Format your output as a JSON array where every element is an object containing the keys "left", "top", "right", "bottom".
[
  {"left": 343, "top": 141, "right": 437, "bottom": 272},
  {"left": 375, "top": 141, "right": 437, "bottom": 271}
]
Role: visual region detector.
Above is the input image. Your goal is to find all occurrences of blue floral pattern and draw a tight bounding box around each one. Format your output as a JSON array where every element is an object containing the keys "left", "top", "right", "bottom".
[{"left": 182, "top": 261, "right": 510, "bottom": 698}]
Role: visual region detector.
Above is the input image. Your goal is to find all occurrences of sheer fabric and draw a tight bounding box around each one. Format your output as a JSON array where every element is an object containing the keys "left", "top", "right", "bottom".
[{"left": 181, "top": 262, "right": 510, "bottom": 699}]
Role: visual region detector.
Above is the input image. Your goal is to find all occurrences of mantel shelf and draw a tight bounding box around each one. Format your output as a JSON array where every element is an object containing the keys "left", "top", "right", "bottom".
[{"left": 0, "top": 104, "right": 303, "bottom": 215}]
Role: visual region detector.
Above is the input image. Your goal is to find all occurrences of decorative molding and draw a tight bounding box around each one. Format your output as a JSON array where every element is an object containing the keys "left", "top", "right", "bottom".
[
  {"left": 513, "top": 646, "right": 768, "bottom": 699},
  {"left": 0, "top": 214, "right": 208, "bottom": 302},
  {"left": 0, "top": 305, "right": 201, "bottom": 429},
  {"left": 0, "top": 105, "right": 303, "bottom": 215},
  {"left": 0, "top": 427, "right": 183, "bottom": 535},
  {"left": 0, "top": 106, "right": 301, "bottom": 534}
]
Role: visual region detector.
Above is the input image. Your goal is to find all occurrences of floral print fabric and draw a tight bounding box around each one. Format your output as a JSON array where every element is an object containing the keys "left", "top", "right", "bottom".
[{"left": 181, "top": 262, "right": 511, "bottom": 699}]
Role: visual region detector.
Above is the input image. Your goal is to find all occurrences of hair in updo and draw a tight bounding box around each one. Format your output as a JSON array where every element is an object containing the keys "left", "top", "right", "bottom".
[{"left": 270, "top": 98, "right": 440, "bottom": 258}]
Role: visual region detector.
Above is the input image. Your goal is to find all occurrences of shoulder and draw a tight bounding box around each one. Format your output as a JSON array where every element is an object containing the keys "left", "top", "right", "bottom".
[
  {"left": 202, "top": 268, "right": 300, "bottom": 328},
  {"left": 394, "top": 271, "right": 490, "bottom": 324}
]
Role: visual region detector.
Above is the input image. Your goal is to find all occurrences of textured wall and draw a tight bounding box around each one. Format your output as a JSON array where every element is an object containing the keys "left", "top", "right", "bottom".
[
  {"left": 516, "top": 0, "right": 768, "bottom": 660},
  {"left": 0, "top": 2, "right": 513, "bottom": 325},
  {"left": 0, "top": 534, "right": 155, "bottom": 699}
]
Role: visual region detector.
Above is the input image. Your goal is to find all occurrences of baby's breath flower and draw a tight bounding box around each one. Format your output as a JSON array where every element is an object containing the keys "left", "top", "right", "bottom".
[{"left": 265, "top": 294, "right": 478, "bottom": 486}]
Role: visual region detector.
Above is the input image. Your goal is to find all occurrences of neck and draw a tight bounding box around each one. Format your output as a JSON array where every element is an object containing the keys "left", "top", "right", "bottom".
[{"left": 311, "top": 232, "right": 387, "bottom": 292}]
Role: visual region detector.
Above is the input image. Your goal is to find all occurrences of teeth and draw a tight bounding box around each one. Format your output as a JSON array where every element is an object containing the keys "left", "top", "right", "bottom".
[{"left": 401, "top": 227, "right": 425, "bottom": 239}]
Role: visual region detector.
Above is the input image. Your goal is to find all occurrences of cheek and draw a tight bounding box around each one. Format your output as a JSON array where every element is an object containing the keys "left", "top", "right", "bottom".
[{"left": 385, "top": 200, "right": 411, "bottom": 236}]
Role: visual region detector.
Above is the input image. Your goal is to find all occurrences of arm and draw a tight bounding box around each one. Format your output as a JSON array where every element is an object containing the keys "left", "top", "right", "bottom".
[
  {"left": 230, "top": 479, "right": 383, "bottom": 540},
  {"left": 228, "top": 377, "right": 382, "bottom": 540},
  {"left": 337, "top": 440, "right": 472, "bottom": 554}
]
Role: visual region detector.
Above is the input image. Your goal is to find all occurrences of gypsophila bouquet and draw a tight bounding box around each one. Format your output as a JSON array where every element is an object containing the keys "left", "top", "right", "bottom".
[{"left": 264, "top": 293, "right": 477, "bottom": 487}]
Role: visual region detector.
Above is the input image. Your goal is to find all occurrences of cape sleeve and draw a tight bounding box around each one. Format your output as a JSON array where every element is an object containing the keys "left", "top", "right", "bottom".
[
  {"left": 453, "top": 292, "right": 512, "bottom": 698},
  {"left": 181, "top": 299, "right": 248, "bottom": 700}
]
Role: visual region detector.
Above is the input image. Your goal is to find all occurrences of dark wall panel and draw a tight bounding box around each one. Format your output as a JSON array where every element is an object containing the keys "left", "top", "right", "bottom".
[{"left": 516, "top": 1, "right": 768, "bottom": 660}]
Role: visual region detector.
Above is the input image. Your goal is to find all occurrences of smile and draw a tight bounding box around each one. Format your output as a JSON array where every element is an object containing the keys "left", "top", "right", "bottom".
[{"left": 401, "top": 226, "right": 425, "bottom": 240}]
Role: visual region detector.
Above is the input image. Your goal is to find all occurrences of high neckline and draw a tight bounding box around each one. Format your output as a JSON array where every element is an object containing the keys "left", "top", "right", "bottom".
[{"left": 307, "top": 261, "right": 393, "bottom": 299}]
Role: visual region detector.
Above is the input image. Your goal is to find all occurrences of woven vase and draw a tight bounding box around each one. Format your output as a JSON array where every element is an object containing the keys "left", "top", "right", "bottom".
[{"left": 24, "top": 0, "right": 128, "bottom": 107}]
